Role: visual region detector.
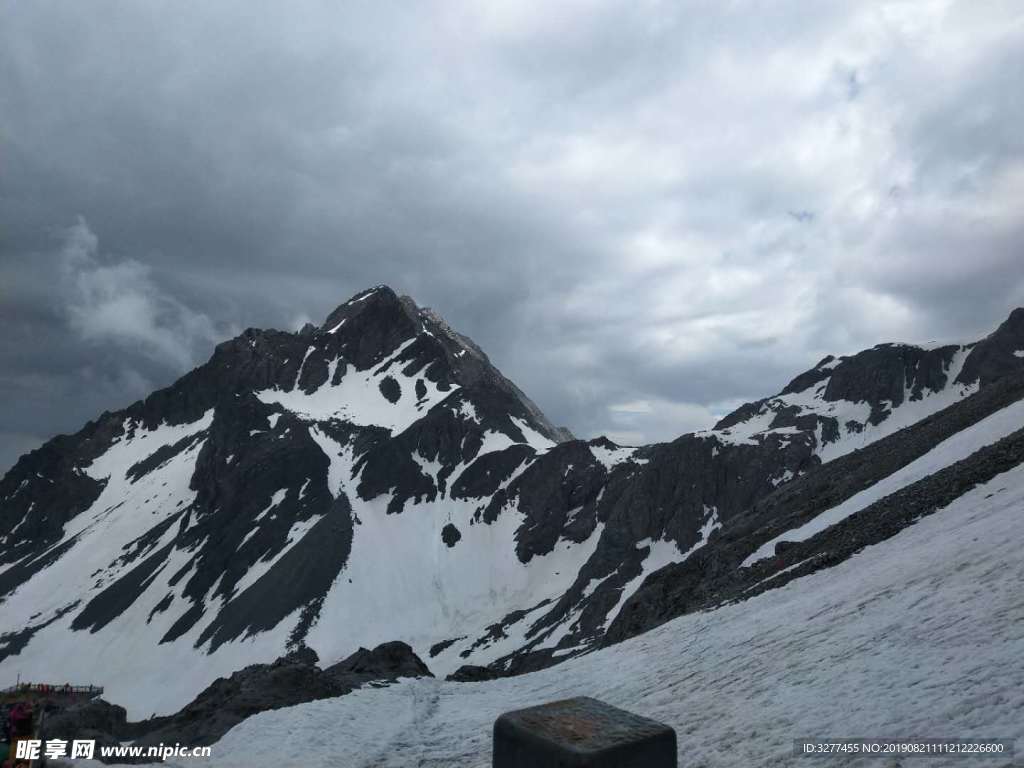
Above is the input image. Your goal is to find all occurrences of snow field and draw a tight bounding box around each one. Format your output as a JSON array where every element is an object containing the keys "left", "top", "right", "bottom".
[{"left": 201, "top": 462, "right": 1024, "bottom": 768}]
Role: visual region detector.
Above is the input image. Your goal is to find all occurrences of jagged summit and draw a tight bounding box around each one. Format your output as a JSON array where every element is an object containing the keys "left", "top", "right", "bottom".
[
  {"left": 316, "top": 285, "right": 572, "bottom": 442},
  {"left": 956, "top": 305, "right": 1024, "bottom": 386}
]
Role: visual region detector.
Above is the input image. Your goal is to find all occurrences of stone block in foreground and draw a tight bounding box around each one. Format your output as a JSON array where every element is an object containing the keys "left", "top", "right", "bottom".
[{"left": 493, "top": 696, "right": 677, "bottom": 767}]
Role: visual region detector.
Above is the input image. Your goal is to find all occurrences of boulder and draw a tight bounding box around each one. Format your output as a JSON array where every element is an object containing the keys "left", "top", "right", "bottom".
[
  {"left": 447, "top": 664, "right": 506, "bottom": 683},
  {"left": 132, "top": 642, "right": 432, "bottom": 749}
]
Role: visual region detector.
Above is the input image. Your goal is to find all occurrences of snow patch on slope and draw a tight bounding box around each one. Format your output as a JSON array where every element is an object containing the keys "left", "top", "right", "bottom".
[
  {"left": 588, "top": 443, "right": 646, "bottom": 470},
  {"left": 255, "top": 338, "right": 454, "bottom": 433},
  {"left": 604, "top": 507, "right": 721, "bottom": 630},
  {"left": 474, "top": 418, "right": 552, "bottom": 459},
  {"left": 510, "top": 416, "right": 554, "bottom": 453},
  {"left": 452, "top": 523, "right": 608, "bottom": 668},
  {"left": 0, "top": 409, "right": 303, "bottom": 717},
  {"left": 301, "top": 429, "right": 594, "bottom": 677}
]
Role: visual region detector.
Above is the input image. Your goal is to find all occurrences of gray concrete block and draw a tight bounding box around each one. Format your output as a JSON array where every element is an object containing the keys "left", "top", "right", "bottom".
[{"left": 493, "top": 696, "right": 677, "bottom": 767}]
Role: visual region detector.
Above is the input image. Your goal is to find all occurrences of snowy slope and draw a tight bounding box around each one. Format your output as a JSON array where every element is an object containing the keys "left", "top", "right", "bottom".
[
  {"left": 0, "top": 411, "right": 298, "bottom": 717},
  {"left": 0, "top": 287, "right": 588, "bottom": 716},
  {"left": 0, "top": 409, "right": 583, "bottom": 716},
  {"left": 157, "top": 462, "right": 1024, "bottom": 768},
  {"left": 254, "top": 337, "right": 454, "bottom": 429},
  {"left": 742, "top": 396, "right": 1024, "bottom": 566}
]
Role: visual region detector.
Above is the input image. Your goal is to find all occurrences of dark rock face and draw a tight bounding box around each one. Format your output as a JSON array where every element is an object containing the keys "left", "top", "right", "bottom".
[
  {"left": 131, "top": 642, "right": 432, "bottom": 748},
  {"left": 0, "top": 425, "right": 114, "bottom": 569},
  {"left": 135, "top": 394, "right": 352, "bottom": 650},
  {"left": 714, "top": 316, "right": 1024, "bottom": 456},
  {"left": 195, "top": 501, "right": 354, "bottom": 652},
  {"left": 354, "top": 389, "right": 518, "bottom": 513},
  {"left": 428, "top": 637, "right": 465, "bottom": 658},
  {"left": 42, "top": 698, "right": 129, "bottom": 741},
  {"left": 71, "top": 542, "right": 177, "bottom": 633},
  {"left": 378, "top": 375, "right": 402, "bottom": 403},
  {"left": 323, "top": 640, "right": 433, "bottom": 681},
  {"left": 957, "top": 307, "right": 1024, "bottom": 386},
  {"left": 461, "top": 428, "right": 820, "bottom": 675},
  {"left": 441, "top": 522, "right": 462, "bottom": 547},
  {"left": 604, "top": 372, "right": 1024, "bottom": 646},
  {"left": 424, "top": 313, "right": 1024, "bottom": 679},
  {"left": 447, "top": 664, "right": 507, "bottom": 682},
  {"left": 451, "top": 444, "right": 534, "bottom": 500},
  {"left": 509, "top": 441, "right": 608, "bottom": 561},
  {"left": 820, "top": 344, "right": 960, "bottom": 419}
]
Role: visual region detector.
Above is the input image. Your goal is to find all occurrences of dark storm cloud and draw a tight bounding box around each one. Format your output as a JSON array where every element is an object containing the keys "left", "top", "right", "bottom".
[{"left": 2, "top": 1, "right": 1023, "bottom": 470}]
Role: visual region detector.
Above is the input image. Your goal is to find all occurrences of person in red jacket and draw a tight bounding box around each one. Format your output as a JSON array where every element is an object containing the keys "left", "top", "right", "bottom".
[
  {"left": 9, "top": 704, "right": 31, "bottom": 737},
  {"left": 4, "top": 702, "right": 34, "bottom": 768}
]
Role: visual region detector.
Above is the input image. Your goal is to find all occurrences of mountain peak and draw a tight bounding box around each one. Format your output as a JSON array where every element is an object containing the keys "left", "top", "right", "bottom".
[
  {"left": 710, "top": 306, "right": 1024, "bottom": 465},
  {"left": 993, "top": 306, "right": 1024, "bottom": 338},
  {"left": 320, "top": 285, "right": 407, "bottom": 333},
  {"left": 315, "top": 286, "right": 572, "bottom": 443},
  {"left": 954, "top": 306, "right": 1024, "bottom": 387}
]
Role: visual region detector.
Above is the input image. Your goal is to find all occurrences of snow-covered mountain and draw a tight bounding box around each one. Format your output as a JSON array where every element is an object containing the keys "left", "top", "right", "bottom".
[
  {"left": 204, "top": 458, "right": 1024, "bottom": 767},
  {"left": 709, "top": 308, "right": 1024, "bottom": 461},
  {"left": 1, "top": 289, "right": 1023, "bottom": 721}
]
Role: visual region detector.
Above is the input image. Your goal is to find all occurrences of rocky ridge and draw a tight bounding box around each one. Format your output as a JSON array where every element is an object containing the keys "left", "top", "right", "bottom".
[{"left": 1, "top": 290, "right": 1022, "bottom": 715}]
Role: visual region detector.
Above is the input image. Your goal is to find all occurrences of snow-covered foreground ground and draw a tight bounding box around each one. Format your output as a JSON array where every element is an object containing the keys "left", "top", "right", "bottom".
[{"left": 106, "top": 464, "right": 1024, "bottom": 767}]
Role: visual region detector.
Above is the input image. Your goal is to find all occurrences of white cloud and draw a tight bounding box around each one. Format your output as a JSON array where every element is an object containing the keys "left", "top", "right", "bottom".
[
  {"left": 289, "top": 313, "right": 315, "bottom": 332},
  {"left": 60, "top": 217, "right": 218, "bottom": 370},
  {"left": 606, "top": 397, "right": 719, "bottom": 445}
]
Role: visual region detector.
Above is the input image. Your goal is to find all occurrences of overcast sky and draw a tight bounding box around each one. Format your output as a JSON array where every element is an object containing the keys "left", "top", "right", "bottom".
[{"left": 2, "top": 1, "right": 1023, "bottom": 473}]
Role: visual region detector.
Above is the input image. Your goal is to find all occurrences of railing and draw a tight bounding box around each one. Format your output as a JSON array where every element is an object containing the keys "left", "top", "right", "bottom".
[{"left": 0, "top": 683, "right": 104, "bottom": 697}]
